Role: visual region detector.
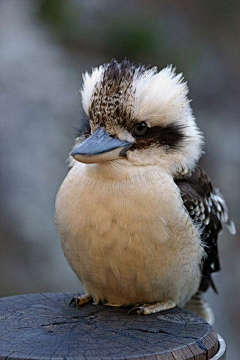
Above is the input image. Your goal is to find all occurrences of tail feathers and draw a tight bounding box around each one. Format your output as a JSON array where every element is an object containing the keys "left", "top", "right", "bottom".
[
  {"left": 226, "top": 219, "right": 236, "bottom": 235},
  {"left": 214, "top": 189, "right": 236, "bottom": 235},
  {"left": 184, "top": 292, "right": 215, "bottom": 325}
]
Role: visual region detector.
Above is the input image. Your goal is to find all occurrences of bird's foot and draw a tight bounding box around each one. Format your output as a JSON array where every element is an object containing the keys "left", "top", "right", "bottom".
[
  {"left": 128, "top": 298, "right": 176, "bottom": 315},
  {"left": 69, "top": 293, "right": 92, "bottom": 307}
]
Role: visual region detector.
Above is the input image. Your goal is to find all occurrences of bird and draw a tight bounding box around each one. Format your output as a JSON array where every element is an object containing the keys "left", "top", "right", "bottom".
[{"left": 55, "top": 59, "right": 235, "bottom": 323}]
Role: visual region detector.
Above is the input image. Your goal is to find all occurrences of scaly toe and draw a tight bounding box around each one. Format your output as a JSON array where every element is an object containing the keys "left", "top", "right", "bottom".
[{"left": 128, "top": 299, "right": 176, "bottom": 316}]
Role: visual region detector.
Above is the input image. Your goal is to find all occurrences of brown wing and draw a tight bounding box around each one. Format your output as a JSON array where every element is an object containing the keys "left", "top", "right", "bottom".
[{"left": 175, "top": 166, "right": 235, "bottom": 293}]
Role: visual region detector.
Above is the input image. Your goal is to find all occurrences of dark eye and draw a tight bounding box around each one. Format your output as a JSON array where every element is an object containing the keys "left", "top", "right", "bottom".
[{"left": 132, "top": 122, "right": 148, "bottom": 136}]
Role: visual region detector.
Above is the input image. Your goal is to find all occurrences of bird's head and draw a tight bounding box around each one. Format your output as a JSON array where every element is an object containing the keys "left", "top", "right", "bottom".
[{"left": 71, "top": 59, "right": 204, "bottom": 175}]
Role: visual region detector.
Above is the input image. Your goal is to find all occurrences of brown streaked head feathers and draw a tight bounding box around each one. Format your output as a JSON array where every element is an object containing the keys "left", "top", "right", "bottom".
[{"left": 88, "top": 59, "right": 148, "bottom": 131}]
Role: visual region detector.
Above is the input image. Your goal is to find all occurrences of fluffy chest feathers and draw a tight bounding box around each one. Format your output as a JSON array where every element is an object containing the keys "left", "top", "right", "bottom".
[{"left": 55, "top": 161, "right": 203, "bottom": 307}]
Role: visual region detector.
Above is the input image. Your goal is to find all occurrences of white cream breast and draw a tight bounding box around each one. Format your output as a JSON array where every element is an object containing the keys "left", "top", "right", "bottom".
[{"left": 55, "top": 161, "right": 204, "bottom": 307}]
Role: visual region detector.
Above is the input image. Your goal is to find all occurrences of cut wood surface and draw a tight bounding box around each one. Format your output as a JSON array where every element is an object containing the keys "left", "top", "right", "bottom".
[{"left": 0, "top": 292, "right": 220, "bottom": 359}]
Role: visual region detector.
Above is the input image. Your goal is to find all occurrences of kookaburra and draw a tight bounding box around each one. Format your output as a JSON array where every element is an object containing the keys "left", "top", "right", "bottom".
[{"left": 55, "top": 59, "right": 235, "bottom": 323}]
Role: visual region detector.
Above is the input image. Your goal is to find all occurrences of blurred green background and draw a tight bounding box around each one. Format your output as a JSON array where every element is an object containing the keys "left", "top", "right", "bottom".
[{"left": 0, "top": 0, "right": 239, "bottom": 357}]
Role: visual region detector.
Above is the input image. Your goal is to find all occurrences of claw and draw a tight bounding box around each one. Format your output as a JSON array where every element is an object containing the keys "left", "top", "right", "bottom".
[
  {"left": 127, "top": 306, "right": 145, "bottom": 315},
  {"left": 127, "top": 307, "right": 140, "bottom": 315},
  {"left": 69, "top": 297, "right": 78, "bottom": 307},
  {"left": 69, "top": 294, "right": 92, "bottom": 308}
]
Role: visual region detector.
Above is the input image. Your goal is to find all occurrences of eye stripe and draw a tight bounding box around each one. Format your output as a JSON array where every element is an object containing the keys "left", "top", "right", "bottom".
[{"left": 131, "top": 123, "right": 186, "bottom": 150}]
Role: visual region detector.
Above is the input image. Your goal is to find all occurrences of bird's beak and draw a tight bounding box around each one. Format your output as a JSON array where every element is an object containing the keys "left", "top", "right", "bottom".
[{"left": 71, "top": 127, "right": 133, "bottom": 164}]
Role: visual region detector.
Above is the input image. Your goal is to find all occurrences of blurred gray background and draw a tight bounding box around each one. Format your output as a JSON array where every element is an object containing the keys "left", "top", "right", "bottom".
[{"left": 0, "top": 0, "right": 239, "bottom": 357}]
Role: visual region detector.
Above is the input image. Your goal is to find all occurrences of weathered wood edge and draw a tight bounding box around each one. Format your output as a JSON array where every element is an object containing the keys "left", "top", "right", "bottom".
[{"left": 0, "top": 292, "right": 222, "bottom": 360}]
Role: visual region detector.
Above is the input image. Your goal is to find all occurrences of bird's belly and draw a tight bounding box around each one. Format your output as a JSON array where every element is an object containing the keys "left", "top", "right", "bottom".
[{"left": 55, "top": 163, "right": 203, "bottom": 307}]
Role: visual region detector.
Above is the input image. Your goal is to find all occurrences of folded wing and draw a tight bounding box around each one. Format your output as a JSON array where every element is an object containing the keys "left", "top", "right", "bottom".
[{"left": 175, "top": 166, "right": 235, "bottom": 293}]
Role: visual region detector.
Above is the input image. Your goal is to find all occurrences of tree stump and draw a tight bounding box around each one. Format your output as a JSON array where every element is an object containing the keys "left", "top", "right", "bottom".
[{"left": 0, "top": 293, "right": 225, "bottom": 359}]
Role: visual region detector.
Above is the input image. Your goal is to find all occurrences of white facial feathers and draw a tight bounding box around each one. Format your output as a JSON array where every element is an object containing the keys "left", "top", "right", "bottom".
[
  {"left": 81, "top": 66, "right": 104, "bottom": 115},
  {"left": 133, "top": 66, "right": 189, "bottom": 126},
  {"left": 132, "top": 66, "right": 204, "bottom": 163}
]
